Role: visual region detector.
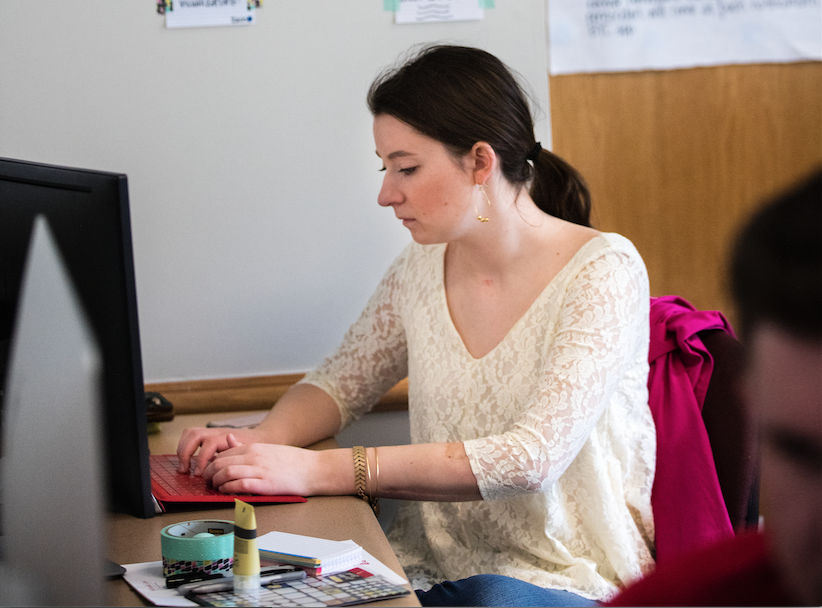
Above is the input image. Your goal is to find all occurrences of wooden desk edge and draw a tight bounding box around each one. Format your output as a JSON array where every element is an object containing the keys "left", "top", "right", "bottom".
[{"left": 146, "top": 376, "right": 409, "bottom": 415}]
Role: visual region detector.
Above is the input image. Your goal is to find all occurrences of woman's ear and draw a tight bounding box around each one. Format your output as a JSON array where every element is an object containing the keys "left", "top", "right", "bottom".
[{"left": 470, "top": 141, "right": 497, "bottom": 186}]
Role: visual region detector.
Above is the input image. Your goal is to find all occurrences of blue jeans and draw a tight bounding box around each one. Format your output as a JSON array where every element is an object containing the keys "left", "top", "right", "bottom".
[{"left": 416, "top": 574, "right": 600, "bottom": 607}]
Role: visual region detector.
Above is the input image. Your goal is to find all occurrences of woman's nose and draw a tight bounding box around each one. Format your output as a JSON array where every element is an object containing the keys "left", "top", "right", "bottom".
[{"left": 377, "top": 177, "right": 401, "bottom": 207}]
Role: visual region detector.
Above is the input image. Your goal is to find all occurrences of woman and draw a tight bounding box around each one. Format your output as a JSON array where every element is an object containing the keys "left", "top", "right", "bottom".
[{"left": 177, "top": 45, "right": 656, "bottom": 606}]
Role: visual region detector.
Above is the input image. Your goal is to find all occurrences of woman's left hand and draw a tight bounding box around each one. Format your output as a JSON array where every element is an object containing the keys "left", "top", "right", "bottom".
[{"left": 202, "top": 434, "right": 320, "bottom": 497}]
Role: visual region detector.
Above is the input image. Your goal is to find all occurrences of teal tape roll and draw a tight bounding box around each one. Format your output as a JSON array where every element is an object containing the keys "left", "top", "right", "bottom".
[{"left": 160, "top": 520, "right": 234, "bottom": 578}]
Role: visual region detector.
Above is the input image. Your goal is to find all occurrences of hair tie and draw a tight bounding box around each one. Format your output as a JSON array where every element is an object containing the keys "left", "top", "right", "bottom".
[{"left": 526, "top": 142, "right": 542, "bottom": 162}]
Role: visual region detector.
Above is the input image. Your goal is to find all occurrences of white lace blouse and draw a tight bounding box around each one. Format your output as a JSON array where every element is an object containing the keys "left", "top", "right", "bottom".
[{"left": 300, "top": 233, "right": 657, "bottom": 600}]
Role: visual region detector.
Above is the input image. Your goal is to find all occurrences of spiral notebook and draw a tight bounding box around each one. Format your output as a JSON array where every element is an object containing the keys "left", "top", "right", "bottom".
[
  {"left": 149, "top": 454, "right": 307, "bottom": 510},
  {"left": 257, "top": 531, "right": 364, "bottom": 575}
]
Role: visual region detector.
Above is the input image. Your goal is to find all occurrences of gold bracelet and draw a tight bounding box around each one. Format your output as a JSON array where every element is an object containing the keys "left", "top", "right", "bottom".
[
  {"left": 373, "top": 447, "right": 380, "bottom": 503},
  {"left": 367, "top": 447, "right": 380, "bottom": 517},
  {"left": 365, "top": 448, "right": 373, "bottom": 496},
  {"left": 352, "top": 446, "right": 380, "bottom": 517},
  {"left": 353, "top": 446, "right": 368, "bottom": 501}
]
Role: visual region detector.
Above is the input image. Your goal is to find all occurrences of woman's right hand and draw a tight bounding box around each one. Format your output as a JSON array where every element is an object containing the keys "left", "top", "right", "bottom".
[
  {"left": 176, "top": 426, "right": 268, "bottom": 476},
  {"left": 175, "top": 383, "right": 344, "bottom": 476}
]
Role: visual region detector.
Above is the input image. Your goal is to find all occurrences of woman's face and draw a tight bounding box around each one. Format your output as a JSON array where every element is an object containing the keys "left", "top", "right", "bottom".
[{"left": 373, "top": 114, "right": 478, "bottom": 244}]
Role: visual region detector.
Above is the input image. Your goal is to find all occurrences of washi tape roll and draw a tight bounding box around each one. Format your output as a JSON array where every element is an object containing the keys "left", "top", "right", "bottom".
[{"left": 160, "top": 520, "right": 234, "bottom": 578}]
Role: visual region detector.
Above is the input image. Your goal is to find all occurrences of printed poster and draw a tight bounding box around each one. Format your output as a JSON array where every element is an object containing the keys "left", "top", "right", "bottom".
[{"left": 548, "top": 0, "right": 822, "bottom": 74}]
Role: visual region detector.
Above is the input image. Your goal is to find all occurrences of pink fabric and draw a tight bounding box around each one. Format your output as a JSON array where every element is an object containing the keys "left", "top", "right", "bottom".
[{"left": 648, "top": 295, "right": 735, "bottom": 564}]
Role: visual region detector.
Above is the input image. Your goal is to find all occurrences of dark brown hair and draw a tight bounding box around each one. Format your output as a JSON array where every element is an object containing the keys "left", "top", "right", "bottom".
[
  {"left": 367, "top": 45, "right": 591, "bottom": 227},
  {"left": 730, "top": 168, "right": 821, "bottom": 341}
]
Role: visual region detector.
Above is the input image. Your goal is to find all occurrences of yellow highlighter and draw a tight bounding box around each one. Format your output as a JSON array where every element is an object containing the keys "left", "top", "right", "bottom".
[{"left": 233, "top": 499, "right": 261, "bottom": 593}]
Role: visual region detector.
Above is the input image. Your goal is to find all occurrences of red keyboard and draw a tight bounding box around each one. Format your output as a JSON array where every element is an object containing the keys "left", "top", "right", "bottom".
[{"left": 149, "top": 454, "right": 306, "bottom": 505}]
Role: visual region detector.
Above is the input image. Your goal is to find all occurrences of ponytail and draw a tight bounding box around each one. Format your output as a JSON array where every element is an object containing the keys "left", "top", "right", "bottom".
[{"left": 529, "top": 149, "right": 592, "bottom": 228}]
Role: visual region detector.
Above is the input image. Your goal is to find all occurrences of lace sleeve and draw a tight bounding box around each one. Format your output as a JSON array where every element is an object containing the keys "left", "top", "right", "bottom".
[
  {"left": 463, "top": 246, "right": 650, "bottom": 501},
  {"left": 299, "top": 247, "right": 410, "bottom": 430}
]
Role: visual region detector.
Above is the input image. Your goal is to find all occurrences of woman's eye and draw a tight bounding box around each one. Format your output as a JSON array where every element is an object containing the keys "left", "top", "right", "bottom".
[{"left": 399, "top": 166, "right": 417, "bottom": 175}]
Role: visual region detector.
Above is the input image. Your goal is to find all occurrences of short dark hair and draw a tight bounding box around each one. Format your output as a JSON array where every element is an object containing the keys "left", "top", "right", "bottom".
[
  {"left": 730, "top": 169, "right": 821, "bottom": 341},
  {"left": 367, "top": 45, "right": 591, "bottom": 227}
]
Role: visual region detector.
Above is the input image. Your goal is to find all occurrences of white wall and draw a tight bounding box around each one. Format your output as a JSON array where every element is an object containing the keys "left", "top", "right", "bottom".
[{"left": 0, "top": 0, "right": 550, "bottom": 384}]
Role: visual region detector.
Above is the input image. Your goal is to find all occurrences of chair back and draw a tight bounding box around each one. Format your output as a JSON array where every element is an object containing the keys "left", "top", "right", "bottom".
[
  {"left": 698, "top": 329, "right": 759, "bottom": 530},
  {"left": 647, "top": 296, "right": 758, "bottom": 564}
]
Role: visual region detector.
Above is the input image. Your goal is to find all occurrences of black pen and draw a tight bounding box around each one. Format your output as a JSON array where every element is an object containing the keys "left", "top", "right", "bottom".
[
  {"left": 165, "top": 571, "right": 225, "bottom": 589},
  {"left": 169, "top": 564, "right": 298, "bottom": 590},
  {"left": 179, "top": 569, "right": 307, "bottom": 595}
]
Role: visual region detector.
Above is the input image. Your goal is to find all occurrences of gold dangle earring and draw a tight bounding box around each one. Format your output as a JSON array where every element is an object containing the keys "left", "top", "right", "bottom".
[{"left": 475, "top": 184, "right": 491, "bottom": 223}]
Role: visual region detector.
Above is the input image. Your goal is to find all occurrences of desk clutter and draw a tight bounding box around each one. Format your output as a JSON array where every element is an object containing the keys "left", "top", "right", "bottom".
[{"left": 122, "top": 516, "right": 410, "bottom": 607}]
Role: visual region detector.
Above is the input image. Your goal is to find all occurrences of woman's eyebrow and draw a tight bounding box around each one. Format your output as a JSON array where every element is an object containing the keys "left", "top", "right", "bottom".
[{"left": 375, "top": 150, "right": 416, "bottom": 160}]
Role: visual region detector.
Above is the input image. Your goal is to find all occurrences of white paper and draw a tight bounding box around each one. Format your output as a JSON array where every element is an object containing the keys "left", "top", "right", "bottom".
[
  {"left": 395, "top": 0, "right": 483, "bottom": 24},
  {"left": 351, "top": 549, "right": 408, "bottom": 586},
  {"left": 548, "top": 0, "right": 822, "bottom": 75},
  {"left": 123, "top": 562, "right": 199, "bottom": 607},
  {"left": 165, "top": 0, "right": 255, "bottom": 29},
  {"left": 207, "top": 411, "right": 266, "bottom": 428}
]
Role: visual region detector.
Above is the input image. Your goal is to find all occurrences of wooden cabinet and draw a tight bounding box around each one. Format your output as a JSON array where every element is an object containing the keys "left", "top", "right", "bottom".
[{"left": 549, "top": 61, "right": 822, "bottom": 325}]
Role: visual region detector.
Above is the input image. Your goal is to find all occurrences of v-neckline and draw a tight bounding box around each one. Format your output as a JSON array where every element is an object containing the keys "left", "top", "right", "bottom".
[{"left": 438, "top": 234, "right": 605, "bottom": 362}]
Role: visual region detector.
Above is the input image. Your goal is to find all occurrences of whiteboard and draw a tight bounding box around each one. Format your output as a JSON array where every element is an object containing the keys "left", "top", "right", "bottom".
[{"left": 0, "top": 0, "right": 550, "bottom": 383}]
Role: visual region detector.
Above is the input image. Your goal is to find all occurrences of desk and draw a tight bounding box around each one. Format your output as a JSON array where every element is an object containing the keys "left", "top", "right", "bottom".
[{"left": 107, "top": 412, "right": 419, "bottom": 606}]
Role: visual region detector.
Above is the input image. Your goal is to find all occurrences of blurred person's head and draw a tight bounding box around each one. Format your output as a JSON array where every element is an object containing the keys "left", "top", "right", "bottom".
[{"left": 730, "top": 169, "right": 821, "bottom": 606}]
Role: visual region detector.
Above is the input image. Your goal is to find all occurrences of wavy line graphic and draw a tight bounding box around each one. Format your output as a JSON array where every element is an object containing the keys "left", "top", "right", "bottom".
[{"left": 416, "top": 8, "right": 453, "bottom": 20}]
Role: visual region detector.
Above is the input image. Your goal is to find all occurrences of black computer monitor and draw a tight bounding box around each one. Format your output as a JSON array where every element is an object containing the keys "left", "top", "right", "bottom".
[{"left": 0, "top": 156, "right": 154, "bottom": 518}]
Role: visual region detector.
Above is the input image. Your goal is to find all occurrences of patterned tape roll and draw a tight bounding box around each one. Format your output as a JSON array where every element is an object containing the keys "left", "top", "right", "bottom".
[{"left": 160, "top": 520, "right": 234, "bottom": 578}]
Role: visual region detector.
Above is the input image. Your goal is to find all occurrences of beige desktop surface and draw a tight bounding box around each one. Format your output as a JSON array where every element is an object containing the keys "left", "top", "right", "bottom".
[{"left": 106, "top": 412, "right": 419, "bottom": 606}]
